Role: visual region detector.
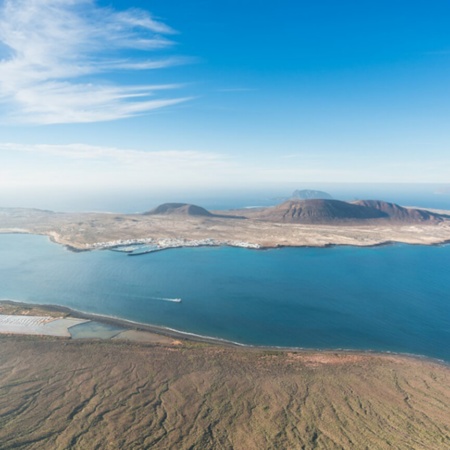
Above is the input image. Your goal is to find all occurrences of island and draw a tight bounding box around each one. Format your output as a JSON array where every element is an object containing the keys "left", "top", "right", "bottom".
[
  {"left": 291, "top": 188, "right": 333, "bottom": 200},
  {"left": 1, "top": 198, "right": 450, "bottom": 252}
]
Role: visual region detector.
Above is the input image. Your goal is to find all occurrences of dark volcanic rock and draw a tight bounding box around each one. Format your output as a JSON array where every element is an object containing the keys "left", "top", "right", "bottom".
[
  {"left": 256, "top": 199, "right": 387, "bottom": 223},
  {"left": 144, "top": 199, "right": 443, "bottom": 224},
  {"left": 144, "top": 203, "right": 213, "bottom": 217},
  {"left": 353, "top": 200, "right": 442, "bottom": 222}
]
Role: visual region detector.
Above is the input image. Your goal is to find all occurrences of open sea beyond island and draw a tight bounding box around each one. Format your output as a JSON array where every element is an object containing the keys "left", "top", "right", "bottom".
[{"left": 1, "top": 233, "right": 449, "bottom": 361}]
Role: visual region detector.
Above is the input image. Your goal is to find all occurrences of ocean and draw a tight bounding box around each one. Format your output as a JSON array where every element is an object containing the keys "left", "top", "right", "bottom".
[
  {"left": 1, "top": 234, "right": 449, "bottom": 361},
  {"left": 3, "top": 183, "right": 450, "bottom": 213}
]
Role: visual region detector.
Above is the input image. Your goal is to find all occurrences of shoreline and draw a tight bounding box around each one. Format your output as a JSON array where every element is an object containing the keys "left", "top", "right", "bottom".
[
  {"left": 0, "top": 299, "right": 247, "bottom": 347},
  {"left": 3, "top": 229, "right": 450, "bottom": 254},
  {"left": 1, "top": 299, "right": 448, "bottom": 367},
  {"left": 55, "top": 236, "right": 450, "bottom": 253},
  {"left": 2, "top": 202, "right": 450, "bottom": 255},
  {"left": 48, "top": 236, "right": 450, "bottom": 256}
]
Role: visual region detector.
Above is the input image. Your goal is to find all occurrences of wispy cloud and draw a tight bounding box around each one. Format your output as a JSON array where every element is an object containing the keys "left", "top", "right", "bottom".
[
  {"left": 216, "top": 88, "right": 257, "bottom": 93},
  {"left": 1, "top": 141, "right": 449, "bottom": 188},
  {"left": 1, "top": 142, "right": 227, "bottom": 167},
  {"left": 0, "top": 0, "right": 191, "bottom": 124},
  {"left": 0, "top": 141, "right": 235, "bottom": 189}
]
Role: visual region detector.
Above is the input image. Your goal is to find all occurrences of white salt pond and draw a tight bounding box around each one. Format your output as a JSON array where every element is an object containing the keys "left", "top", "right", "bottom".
[
  {"left": 0, "top": 313, "right": 177, "bottom": 344},
  {"left": 0, "top": 314, "right": 88, "bottom": 337}
]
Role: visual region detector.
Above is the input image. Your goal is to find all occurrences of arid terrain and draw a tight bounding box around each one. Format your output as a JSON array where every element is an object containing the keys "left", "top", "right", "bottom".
[
  {"left": 2, "top": 201, "right": 450, "bottom": 448},
  {"left": 0, "top": 335, "right": 449, "bottom": 449},
  {"left": 1, "top": 199, "right": 450, "bottom": 251}
]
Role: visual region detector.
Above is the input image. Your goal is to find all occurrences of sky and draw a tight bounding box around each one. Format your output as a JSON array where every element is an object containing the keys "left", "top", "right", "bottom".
[{"left": 1, "top": 0, "right": 450, "bottom": 207}]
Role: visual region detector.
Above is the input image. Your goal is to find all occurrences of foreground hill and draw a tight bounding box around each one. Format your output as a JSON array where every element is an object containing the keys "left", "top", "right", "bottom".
[
  {"left": 144, "top": 202, "right": 213, "bottom": 217},
  {"left": 0, "top": 336, "right": 449, "bottom": 449},
  {"left": 251, "top": 199, "right": 443, "bottom": 224}
]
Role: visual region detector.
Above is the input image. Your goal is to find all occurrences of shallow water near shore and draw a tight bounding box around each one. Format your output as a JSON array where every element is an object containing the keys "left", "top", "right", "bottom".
[{"left": 1, "top": 233, "right": 450, "bottom": 360}]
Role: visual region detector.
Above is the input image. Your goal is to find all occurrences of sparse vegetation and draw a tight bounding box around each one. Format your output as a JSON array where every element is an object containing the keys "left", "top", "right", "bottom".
[
  {"left": 0, "top": 336, "right": 449, "bottom": 449},
  {"left": 0, "top": 303, "right": 68, "bottom": 318}
]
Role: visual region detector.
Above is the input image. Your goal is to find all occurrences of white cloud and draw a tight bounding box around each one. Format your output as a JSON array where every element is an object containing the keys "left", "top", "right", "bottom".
[
  {"left": 1, "top": 142, "right": 228, "bottom": 165},
  {"left": 0, "top": 142, "right": 233, "bottom": 188},
  {"left": 3, "top": 141, "right": 448, "bottom": 191},
  {"left": 0, "top": 0, "right": 191, "bottom": 124}
]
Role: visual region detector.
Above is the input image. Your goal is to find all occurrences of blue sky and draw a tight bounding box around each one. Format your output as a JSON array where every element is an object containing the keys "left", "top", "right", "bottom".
[{"left": 1, "top": 0, "right": 450, "bottom": 198}]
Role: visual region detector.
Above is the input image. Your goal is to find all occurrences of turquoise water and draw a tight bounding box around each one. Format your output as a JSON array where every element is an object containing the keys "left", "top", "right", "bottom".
[
  {"left": 1, "top": 234, "right": 449, "bottom": 361},
  {"left": 69, "top": 321, "right": 125, "bottom": 340}
]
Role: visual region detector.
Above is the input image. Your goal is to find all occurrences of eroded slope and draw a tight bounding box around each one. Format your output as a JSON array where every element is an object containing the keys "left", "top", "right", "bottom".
[{"left": 0, "top": 337, "right": 449, "bottom": 449}]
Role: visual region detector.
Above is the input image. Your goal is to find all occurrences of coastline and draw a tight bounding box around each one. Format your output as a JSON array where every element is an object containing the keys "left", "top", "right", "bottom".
[
  {"left": 1, "top": 299, "right": 448, "bottom": 367},
  {"left": 2, "top": 204, "right": 450, "bottom": 253},
  {"left": 51, "top": 234, "right": 450, "bottom": 253},
  {"left": 0, "top": 299, "right": 247, "bottom": 347},
  {"left": 2, "top": 229, "right": 450, "bottom": 254},
  {"left": 37, "top": 234, "right": 450, "bottom": 257}
]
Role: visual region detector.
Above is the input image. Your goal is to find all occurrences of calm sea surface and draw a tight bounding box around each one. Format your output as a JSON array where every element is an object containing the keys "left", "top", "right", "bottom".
[{"left": 1, "top": 234, "right": 449, "bottom": 361}]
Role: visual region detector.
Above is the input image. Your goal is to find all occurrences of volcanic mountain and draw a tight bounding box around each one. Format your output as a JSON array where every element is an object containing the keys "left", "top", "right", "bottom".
[
  {"left": 253, "top": 199, "right": 385, "bottom": 223},
  {"left": 352, "top": 200, "right": 441, "bottom": 222},
  {"left": 144, "top": 203, "right": 213, "bottom": 217},
  {"left": 252, "top": 199, "right": 443, "bottom": 224},
  {"left": 144, "top": 199, "right": 443, "bottom": 224}
]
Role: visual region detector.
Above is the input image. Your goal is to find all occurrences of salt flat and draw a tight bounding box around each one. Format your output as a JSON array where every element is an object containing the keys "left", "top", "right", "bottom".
[
  {"left": 0, "top": 314, "right": 88, "bottom": 337},
  {"left": 0, "top": 307, "right": 181, "bottom": 345}
]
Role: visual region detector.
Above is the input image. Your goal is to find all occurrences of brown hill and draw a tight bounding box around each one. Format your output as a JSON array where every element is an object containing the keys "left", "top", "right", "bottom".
[
  {"left": 353, "top": 200, "right": 442, "bottom": 222},
  {"left": 144, "top": 203, "right": 213, "bottom": 217},
  {"left": 254, "top": 199, "right": 387, "bottom": 223},
  {"left": 1, "top": 337, "right": 450, "bottom": 450}
]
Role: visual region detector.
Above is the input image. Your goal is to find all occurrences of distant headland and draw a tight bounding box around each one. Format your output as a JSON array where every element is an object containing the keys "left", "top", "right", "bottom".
[{"left": 291, "top": 189, "right": 333, "bottom": 200}]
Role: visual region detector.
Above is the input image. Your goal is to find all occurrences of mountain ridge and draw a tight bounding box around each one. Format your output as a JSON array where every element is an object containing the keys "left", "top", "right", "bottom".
[{"left": 250, "top": 199, "right": 443, "bottom": 224}]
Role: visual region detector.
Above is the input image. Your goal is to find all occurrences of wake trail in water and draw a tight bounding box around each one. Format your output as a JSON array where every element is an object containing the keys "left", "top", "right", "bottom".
[{"left": 149, "top": 297, "right": 182, "bottom": 303}]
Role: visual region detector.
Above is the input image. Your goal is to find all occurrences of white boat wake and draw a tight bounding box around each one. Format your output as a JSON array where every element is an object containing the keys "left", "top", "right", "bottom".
[{"left": 150, "top": 297, "right": 182, "bottom": 303}]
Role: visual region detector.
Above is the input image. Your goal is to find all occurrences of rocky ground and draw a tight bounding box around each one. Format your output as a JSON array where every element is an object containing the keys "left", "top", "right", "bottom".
[{"left": 0, "top": 336, "right": 449, "bottom": 449}]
